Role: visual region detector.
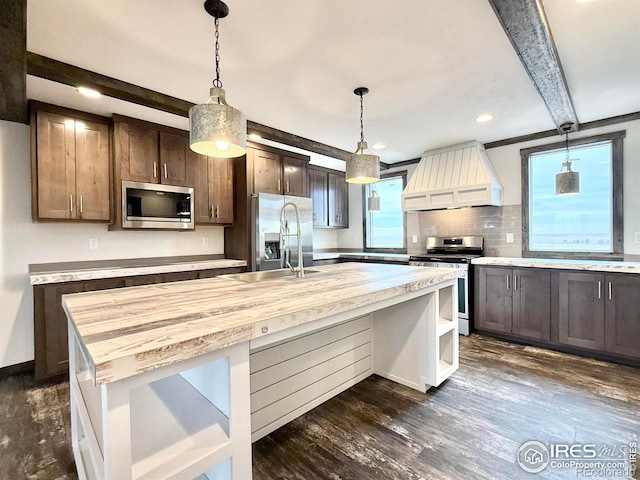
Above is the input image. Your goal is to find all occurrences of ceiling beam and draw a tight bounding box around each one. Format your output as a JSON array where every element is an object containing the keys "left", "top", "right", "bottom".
[
  {"left": 27, "top": 53, "right": 193, "bottom": 117},
  {"left": 488, "top": 0, "right": 579, "bottom": 132},
  {"left": 0, "top": 0, "right": 27, "bottom": 123},
  {"left": 26, "top": 53, "right": 351, "bottom": 162}
]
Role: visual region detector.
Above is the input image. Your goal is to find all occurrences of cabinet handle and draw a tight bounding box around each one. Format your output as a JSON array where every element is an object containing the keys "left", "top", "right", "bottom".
[
  {"left": 216, "top": 205, "right": 220, "bottom": 218},
  {"left": 69, "top": 194, "right": 73, "bottom": 213},
  {"left": 608, "top": 281, "right": 612, "bottom": 300},
  {"left": 598, "top": 281, "right": 602, "bottom": 299},
  {"left": 79, "top": 195, "right": 83, "bottom": 213},
  {"left": 514, "top": 274, "right": 518, "bottom": 290},
  {"left": 153, "top": 162, "right": 157, "bottom": 178},
  {"left": 286, "top": 180, "right": 290, "bottom": 193},
  {"left": 210, "top": 205, "right": 214, "bottom": 218},
  {"left": 506, "top": 274, "right": 510, "bottom": 290},
  {"left": 277, "top": 179, "right": 281, "bottom": 192},
  {"left": 164, "top": 163, "right": 167, "bottom": 179}
]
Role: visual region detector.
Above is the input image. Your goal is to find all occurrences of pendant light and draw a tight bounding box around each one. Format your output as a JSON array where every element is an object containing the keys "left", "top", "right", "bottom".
[
  {"left": 189, "top": 0, "right": 246, "bottom": 158},
  {"left": 555, "top": 122, "right": 580, "bottom": 195},
  {"left": 367, "top": 186, "right": 380, "bottom": 211},
  {"left": 346, "top": 87, "right": 380, "bottom": 184}
]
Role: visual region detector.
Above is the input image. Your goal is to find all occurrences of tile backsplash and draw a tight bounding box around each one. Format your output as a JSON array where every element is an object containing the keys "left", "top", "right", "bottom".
[{"left": 407, "top": 205, "right": 523, "bottom": 257}]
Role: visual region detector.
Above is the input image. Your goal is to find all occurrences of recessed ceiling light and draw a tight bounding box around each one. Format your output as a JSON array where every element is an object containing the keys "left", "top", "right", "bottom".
[
  {"left": 372, "top": 142, "right": 386, "bottom": 150},
  {"left": 77, "top": 87, "right": 101, "bottom": 99},
  {"left": 475, "top": 113, "right": 493, "bottom": 123},
  {"left": 248, "top": 133, "right": 262, "bottom": 140}
]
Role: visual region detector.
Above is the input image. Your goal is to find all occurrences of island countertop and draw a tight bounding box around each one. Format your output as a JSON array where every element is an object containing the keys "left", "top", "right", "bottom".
[{"left": 62, "top": 262, "right": 460, "bottom": 386}]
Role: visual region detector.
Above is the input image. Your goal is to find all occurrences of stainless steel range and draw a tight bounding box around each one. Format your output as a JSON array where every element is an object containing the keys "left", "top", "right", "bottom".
[{"left": 409, "top": 236, "right": 484, "bottom": 336}]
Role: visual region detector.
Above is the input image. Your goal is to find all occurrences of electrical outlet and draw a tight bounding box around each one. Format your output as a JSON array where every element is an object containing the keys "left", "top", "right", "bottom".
[
  {"left": 202, "top": 237, "right": 210, "bottom": 247},
  {"left": 506, "top": 233, "right": 515, "bottom": 244},
  {"left": 412, "top": 235, "right": 418, "bottom": 244},
  {"left": 89, "top": 238, "right": 99, "bottom": 250},
  {"left": 634, "top": 232, "right": 640, "bottom": 244}
]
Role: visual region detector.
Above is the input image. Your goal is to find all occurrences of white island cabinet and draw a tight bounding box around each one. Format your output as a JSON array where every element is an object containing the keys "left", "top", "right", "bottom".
[{"left": 63, "top": 263, "right": 460, "bottom": 480}]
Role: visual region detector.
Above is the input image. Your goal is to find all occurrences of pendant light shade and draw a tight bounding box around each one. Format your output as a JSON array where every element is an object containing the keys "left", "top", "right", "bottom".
[
  {"left": 367, "top": 187, "right": 380, "bottom": 211},
  {"left": 346, "top": 87, "right": 380, "bottom": 184},
  {"left": 555, "top": 122, "right": 580, "bottom": 195},
  {"left": 189, "top": 0, "right": 246, "bottom": 158},
  {"left": 189, "top": 87, "right": 246, "bottom": 158}
]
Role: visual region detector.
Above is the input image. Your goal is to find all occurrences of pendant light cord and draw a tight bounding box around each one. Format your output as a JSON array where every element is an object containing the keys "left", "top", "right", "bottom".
[
  {"left": 359, "top": 94, "right": 365, "bottom": 142},
  {"left": 213, "top": 16, "right": 222, "bottom": 88}
]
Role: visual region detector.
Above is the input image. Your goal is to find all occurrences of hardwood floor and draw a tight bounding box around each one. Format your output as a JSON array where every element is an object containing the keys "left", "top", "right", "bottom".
[{"left": 1, "top": 334, "right": 638, "bottom": 479}]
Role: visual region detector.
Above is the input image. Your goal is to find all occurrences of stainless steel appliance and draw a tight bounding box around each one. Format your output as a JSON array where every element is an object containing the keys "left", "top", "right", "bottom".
[
  {"left": 409, "top": 236, "right": 484, "bottom": 335},
  {"left": 253, "top": 192, "right": 313, "bottom": 271},
  {"left": 122, "top": 180, "right": 194, "bottom": 229}
]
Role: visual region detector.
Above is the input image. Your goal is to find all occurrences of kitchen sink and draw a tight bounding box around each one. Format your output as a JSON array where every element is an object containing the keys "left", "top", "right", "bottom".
[{"left": 219, "top": 268, "right": 320, "bottom": 283}]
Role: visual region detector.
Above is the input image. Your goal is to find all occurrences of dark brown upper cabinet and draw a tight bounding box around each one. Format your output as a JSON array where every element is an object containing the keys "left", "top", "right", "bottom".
[
  {"left": 308, "top": 166, "right": 348, "bottom": 228},
  {"left": 31, "top": 105, "right": 111, "bottom": 222},
  {"left": 249, "top": 145, "right": 309, "bottom": 197},
  {"left": 188, "top": 154, "right": 234, "bottom": 225}
]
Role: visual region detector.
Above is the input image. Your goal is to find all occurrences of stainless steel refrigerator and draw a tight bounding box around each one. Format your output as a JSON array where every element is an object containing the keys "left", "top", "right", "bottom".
[{"left": 252, "top": 192, "right": 313, "bottom": 271}]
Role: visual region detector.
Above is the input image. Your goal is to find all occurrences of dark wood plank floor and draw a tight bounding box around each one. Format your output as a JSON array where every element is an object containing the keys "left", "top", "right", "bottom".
[{"left": 1, "top": 334, "right": 638, "bottom": 479}]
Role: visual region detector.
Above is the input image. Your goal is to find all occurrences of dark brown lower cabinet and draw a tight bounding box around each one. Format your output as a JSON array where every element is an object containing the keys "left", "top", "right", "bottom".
[
  {"left": 33, "top": 266, "right": 245, "bottom": 382},
  {"left": 477, "top": 266, "right": 640, "bottom": 363},
  {"left": 34, "top": 278, "right": 125, "bottom": 381},
  {"left": 604, "top": 273, "right": 640, "bottom": 357},
  {"left": 558, "top": 272, "right": 605, "bottom": 350},
  {"left": 475, "top": 266, "right": 550, "bottom": 341}
]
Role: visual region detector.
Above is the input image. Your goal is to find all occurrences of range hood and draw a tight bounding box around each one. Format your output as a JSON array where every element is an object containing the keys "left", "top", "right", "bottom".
[{"left": 402, "top": 140, "right": 503, "bottom": 211}]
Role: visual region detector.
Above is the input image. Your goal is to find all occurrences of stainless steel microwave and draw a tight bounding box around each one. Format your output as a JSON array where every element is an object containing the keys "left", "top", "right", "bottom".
[{"left": 122, "top": 181, "right": 194, "bottom": 230}]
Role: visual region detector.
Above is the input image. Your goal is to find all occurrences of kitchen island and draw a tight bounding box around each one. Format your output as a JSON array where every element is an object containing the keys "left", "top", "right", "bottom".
[{"left": 62, "top": 262, "right": 460, "bottom": 480}]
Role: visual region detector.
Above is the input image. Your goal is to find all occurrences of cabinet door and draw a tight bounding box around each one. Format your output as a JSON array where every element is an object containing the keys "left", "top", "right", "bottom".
[
  {"left": 120, "top": 123, "right": 159, "bottom": 183},
  {"left": 36, "top": 111, "right": 77, "bottom": 219},
  {"left": 558, "top": 272, "right": 605, "bottom": 350},
  {"left": 34, "top": 283, "right": 85, "bottom": 380},
  {"left": 282, "top": 156, "right": 308, "bottom": 197},
  {"left": 75, "top": 120, "right": 110, "bottom": 221},
  {"left": 253, "top": 149, "right": 282, "bottom": 194},
  {"left": 159, "top": 132, "right": 190, "bottom": 186},
  {"left": 188, "top": 153, "right": 213, "bottom": 224},
  {"left": 210, "top": 157, "right": 234, "bottom": 224},
  {"left": 605, "top": 274, "right": 640, "bottom": 358},
  {"left": 512, "top": 269, "right": 551, "bottom": 341},
  {"left": 476, "top": 267, "right": 512, "bottom": 333},
  {"left": 310, "top": 169, "right": 328, "bottom": 226},
  {"left": 328, "top": 173, "right": 348, "bottom": 227}
]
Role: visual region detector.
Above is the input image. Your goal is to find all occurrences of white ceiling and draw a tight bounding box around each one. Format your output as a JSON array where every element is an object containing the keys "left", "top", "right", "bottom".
[{"left": 26, "top": 0, "right": 640, "bottom": 163}]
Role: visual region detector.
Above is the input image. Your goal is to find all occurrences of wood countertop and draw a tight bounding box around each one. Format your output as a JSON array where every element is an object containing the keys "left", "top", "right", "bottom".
[
  {"left": 472, "top": 257, "right": 640, "bottom": 274},
  {"left": 62, "top": 263, "right": 460, "bottom": 386},
  {"left": 29, "top": 258, "right": 247, "bottom": 285}
]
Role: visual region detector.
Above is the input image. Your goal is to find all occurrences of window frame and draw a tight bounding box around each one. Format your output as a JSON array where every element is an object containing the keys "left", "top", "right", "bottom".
[
  {"left": 362, "top": 170, "right": 408, "bottom": 254},
  {"left": 521, "top": 130, "right": 624, "bottom": 259}
]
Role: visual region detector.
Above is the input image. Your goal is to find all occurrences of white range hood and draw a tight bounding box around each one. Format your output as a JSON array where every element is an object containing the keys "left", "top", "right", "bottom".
[{"left": 402, "top": 140, "right": 503, "bottom": 211}]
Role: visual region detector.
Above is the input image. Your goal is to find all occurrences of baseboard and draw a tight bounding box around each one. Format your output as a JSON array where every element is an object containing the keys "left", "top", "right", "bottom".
[{"left": 0, "top": 360, "right": 35, "bottom": 378}]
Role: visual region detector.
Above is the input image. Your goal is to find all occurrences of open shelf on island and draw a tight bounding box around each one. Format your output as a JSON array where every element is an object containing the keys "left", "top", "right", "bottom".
[{"left": 130, "top": 373, "right": 232, "bottom": 480}]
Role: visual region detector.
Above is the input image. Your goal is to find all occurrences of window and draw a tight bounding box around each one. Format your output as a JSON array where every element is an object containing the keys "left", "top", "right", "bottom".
[
  {"left": 363, "top": 172, "right": 406, "bottom": 251},
  {"left": 521, "top": 131, "right": 624, "bottom": 258}
]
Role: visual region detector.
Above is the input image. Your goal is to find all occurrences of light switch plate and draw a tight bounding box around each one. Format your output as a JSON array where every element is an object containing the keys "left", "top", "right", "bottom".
[
  {"left": 506, "top": 233, "right": 514, "bottom": 244},
  {"left": 634, "top": 232, "right": 640, "bottom": 244},
  {"left": 202, "top": 237, "right": 210, "bottom": 246},
  {"left": 89, "top": 238, "right": 99, "bottom": 250},
  {"left": 412, "top": 235, "right": 418, "bottom": 244}
]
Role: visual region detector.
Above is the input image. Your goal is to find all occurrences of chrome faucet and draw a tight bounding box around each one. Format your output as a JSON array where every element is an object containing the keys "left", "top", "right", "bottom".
[{"left": 279, "top": 201, "right": 305, "bottom": 278}]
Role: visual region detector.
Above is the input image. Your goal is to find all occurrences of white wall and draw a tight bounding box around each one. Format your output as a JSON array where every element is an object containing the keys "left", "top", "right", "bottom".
[
  {"left": 0, "top": 120, "right": 226, "bottom": 369},
  {"left": 485, "top": 118, "right": 640, "bottom": 254}
]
